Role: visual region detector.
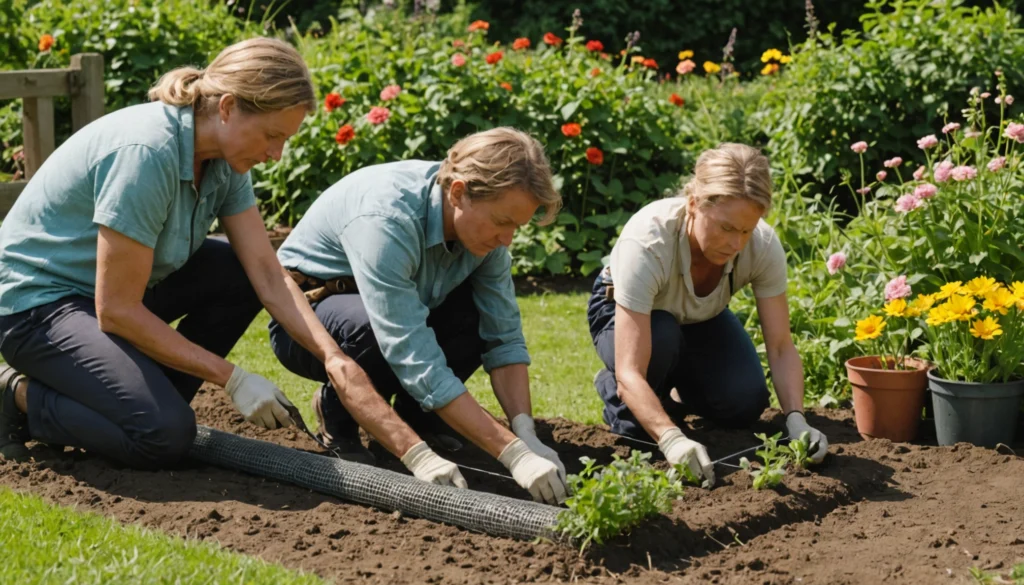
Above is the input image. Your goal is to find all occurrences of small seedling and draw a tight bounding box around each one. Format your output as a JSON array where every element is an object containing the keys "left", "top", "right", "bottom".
[
  {"left": 739, "top": 432, "right": 789, "bottom": 490},
  {"left": 784, "top": 431, "right": 815, "bottom": 469},
  {"left": 554, "top": 450, "right": 685, "bottom": 551}
]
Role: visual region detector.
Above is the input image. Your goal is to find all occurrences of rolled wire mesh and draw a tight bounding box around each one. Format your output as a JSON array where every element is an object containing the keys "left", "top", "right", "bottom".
[{"left": 189, "top": 425, "right": 562, "bottom": 541}]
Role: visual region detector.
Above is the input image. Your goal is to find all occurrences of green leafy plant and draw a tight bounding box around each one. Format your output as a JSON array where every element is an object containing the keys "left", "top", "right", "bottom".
[
  {"left": 739, "top": 431, "right": 815, "bottom": 489},
  {"left": 971, "top": 561, "right": 1024, "bottom": 584},
  {"left": 555, "top": 450, "right": 685, "bottom": 550}
]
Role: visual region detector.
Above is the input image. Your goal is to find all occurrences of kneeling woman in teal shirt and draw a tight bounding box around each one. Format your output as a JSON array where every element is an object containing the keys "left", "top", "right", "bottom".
[
  {"left": 0, "top": 39, "right": 390, "bottom": 470},
  {"left": 272, "top": 128, "right": 569, "bottom": 504}
]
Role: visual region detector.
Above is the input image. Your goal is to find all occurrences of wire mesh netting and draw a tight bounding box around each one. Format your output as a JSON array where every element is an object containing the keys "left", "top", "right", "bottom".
[{"left": 189, "top": 425, "right": 562, "bottom": 541}]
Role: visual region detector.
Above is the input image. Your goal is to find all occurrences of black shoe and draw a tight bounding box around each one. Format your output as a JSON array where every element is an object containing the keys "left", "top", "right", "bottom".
[
  {"left": 0, "top": 365, "right": 30, "bottom": 460},
  {"left": 312, "top": 385, "right": 376, "bottom": 465}
]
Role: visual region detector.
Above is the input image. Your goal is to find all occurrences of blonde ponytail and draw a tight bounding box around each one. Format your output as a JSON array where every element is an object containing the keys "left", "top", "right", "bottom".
[{"left": 148, "top": 67, "right": 205, "bottom": 107}]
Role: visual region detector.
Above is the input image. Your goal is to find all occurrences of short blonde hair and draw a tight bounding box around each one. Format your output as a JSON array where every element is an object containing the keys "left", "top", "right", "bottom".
[
  {"left": 680, "top": 143, "right": 773, "bottom": 213},
  {"left": 438, "top": 127, "right": 562, "bottom": 225},
  {"left": 148, "top": 37, "right": 316, "bottom": 116}
]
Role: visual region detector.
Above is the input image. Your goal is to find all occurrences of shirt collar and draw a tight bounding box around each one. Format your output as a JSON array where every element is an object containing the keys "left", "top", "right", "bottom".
[
  {"left": 176, "top": 105, "right": 230, "bottom": 193},
  {"left": 425, "top": 166, "right": 447, "bottom": 249}
]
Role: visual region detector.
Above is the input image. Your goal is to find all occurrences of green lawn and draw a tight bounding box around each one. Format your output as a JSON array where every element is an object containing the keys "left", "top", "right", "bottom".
[
  {"left": 226, "top": 292, "right": 607, "bottom": 429},
  {"left": 0, "top": 487, "right": 326, "bottom": 585}
]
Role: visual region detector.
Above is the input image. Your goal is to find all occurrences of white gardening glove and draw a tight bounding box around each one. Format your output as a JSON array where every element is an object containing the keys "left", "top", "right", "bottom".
[
  {"left": 224, "top": 366, "right": 296, "bottom": 430},
  {"left": 785, "top": 411, "right": 828, "bottom": 464},
  {"left": 400, "top": 441, "right": 468, "bottom": 488},
  {"left": 510, "top": 413, "right": 566, "bottom": 483},
  {"left": 658, "top": 427, "right": 715, "bottom": 487},
  {"left": 498, "top": 438, "right": 568, "bottom": 505}
]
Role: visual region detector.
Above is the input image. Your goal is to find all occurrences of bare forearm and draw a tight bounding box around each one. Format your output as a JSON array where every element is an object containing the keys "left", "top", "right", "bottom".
[
  {"left": 330, "top": 369, "right": 421, "bottom": 457},
  {"left": 616, "top": 371, "right": 676, "bottom": 441},
  {"left": 488, "top": 363, "right": 531, "bottom": 421},
  {"left": 98, "top": 304, "right": 234, "bottom": 386},
  {"left": 768, "top": 344, "right": 805, "bottom": 414},
  {"left": 435, "top": 392, "right": 516, "bottom": 458},
  {"left": 257, "top": 266, "right": 346, "bottom": 363}
]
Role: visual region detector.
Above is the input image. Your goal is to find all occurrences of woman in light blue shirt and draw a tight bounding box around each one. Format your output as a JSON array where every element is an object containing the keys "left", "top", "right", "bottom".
[
  {"left": 0, "top": 38, "right": 410, "bottom": 473},
  {"left": 272, "top": 128, "right": 569, "bottom": 503}
]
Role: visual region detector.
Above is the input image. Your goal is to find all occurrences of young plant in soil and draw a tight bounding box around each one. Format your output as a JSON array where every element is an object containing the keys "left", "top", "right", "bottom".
[
  {"left": 555, "top": 450, "right": 685, "bottom": 551},
  {"left": 739, "top": 432, "right": 815, "bottom": 490}
]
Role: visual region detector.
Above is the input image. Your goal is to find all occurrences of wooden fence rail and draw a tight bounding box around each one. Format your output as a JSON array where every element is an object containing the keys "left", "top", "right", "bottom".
[{"left": 0, "top": 53, "right": 104, "bottom": 219}]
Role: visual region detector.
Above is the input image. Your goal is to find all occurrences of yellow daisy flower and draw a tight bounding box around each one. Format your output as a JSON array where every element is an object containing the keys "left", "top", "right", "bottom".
[
  {"left": 703, "top": 61, "right": 721, "bottom": 74},
  {"left": 936, "top": 281, "right": 963, "bottom": 300},
  {"left": 883, "top": 299, "right": 908, "bottom": 317},
  {"left": 982, "top": 287, "right": 1016, "bottom": 315},
  {"left": 965, "top": 276, "right": 998, "bottom": 297},
  {"left": 678, "top": 50, "right": 694, "bottom": 60},
  {"left": 855, "top": 315, "right": 886, "bottom": 341},
  {"left": 969, "top": 316, "right": 1002, "bottom": 340}
]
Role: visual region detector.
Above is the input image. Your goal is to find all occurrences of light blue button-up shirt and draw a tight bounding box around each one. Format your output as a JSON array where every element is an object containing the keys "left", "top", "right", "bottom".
[
  {"left": 0, "top": 101, "right": 256, "bottom": 316},
  {"left": 276, "top": 160, "right": 530, "bottom": 410}
]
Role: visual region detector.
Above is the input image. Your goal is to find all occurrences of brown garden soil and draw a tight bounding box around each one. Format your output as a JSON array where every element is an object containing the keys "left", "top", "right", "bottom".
[{"left": 2, "top": 385, "right": 1023, "bottom": 584}]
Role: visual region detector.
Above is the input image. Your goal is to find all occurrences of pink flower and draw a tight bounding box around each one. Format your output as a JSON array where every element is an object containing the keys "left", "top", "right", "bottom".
[
  {"left": 933, "top": 160, "right": 954, "bottom": 183},
  {"left": 913, "top": 183, "right": 938, "bottom": 199},
  {"left": 912, "top": 165, "right": 926, "bottom": 180},
  {"left": 379, "top": 85, "right": 401, "bottom": 101},
  {"left": 964, "top": 129, "right": 982, "bottom": 139},
  {"left": 876, "top": 170, "right": 887, "bottom": 181},
  {"left": 981, "top": 92, "right": 991, "bottom": 99},
  {"left": 941, "top": 122, "right": 960, "bottom": 134},
  {"left": 856, "top": 187, "right": 871, "bottom": 195},
  {"left": 850, "top": 141, "right": 868, "bottom": 153},
  {"left": 1004, "top": 122, "right": 1024, "bottom": 143},
  {"left": 894, "top": 194, "right": 924, "bottom": 213},
  {"left": 885, "top": 275, "right": 912, "bottom": 301},
  {"left": 1005, "top": 95, "right": 1015, "bottom": 106},
  {"left": 917, "top": 134, "right": 939, "bottom": 150},
  {"left": 366, "top": 106, "right": 391, "bottom": 125},
  {"left": 950, "top": 165, "right": 977, "bottom": 181},
  {"left": 451, "top": 53, "right": 466, "bottom": 67},
  {"left": 987, "top": 157, "right": 1006, "bottom": 172},
  {"left": 676, "top": 59, "right": 696, "bottom": 75},
  {"left": 826, "top": 252, "right": 847, "bottom": 275},
  {"left": 883, "top": 157, "right": 903, "bottom": 168}
]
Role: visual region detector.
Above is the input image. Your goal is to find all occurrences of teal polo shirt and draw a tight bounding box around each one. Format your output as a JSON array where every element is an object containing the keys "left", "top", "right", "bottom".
[
  {"left": 0, "top": 101, "right": 256, "bottom": 316},
  {"left": 276, "top": 160, "right": 531, "bottom": 410}
]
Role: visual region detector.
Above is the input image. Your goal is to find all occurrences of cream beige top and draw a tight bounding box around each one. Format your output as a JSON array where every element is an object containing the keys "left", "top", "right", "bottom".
[{"left": 608, "top": 197, "right": 788, "bottom": 325}]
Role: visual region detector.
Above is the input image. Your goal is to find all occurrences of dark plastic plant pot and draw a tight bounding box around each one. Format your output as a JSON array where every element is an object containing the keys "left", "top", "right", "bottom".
[
  {"left": 846, "top": 356, "right": 930, "bottom": 442},
  {"left": 928, "top": 370, "right": 1024, "bottom": 448}
]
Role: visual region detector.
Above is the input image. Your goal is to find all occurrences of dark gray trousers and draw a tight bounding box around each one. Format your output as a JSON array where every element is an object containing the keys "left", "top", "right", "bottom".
[
  {"left": 586, "top": 272, "right": 770, "bottom": 438},
  {"left": 0, "top": 239, "right": 262, "bottom": 468}
]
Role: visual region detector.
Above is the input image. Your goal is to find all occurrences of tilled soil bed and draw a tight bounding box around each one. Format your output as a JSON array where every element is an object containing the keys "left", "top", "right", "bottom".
[{"left": 1, "top": 385, "right": 1023, "bottom": 584}]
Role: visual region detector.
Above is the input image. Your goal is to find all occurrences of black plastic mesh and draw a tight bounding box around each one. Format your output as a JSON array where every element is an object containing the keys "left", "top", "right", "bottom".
[{"left": 189, "top": 425, "right": 561, "bottom": 541}]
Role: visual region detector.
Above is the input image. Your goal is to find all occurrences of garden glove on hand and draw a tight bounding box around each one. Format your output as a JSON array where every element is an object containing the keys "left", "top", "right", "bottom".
[
  {"left": 510, "top": 413, "right": 567, "bottom": 483},
  {"left": 401, "top": 441, "right": 468, "bottom": 488},
  {"left": 224, "top": 366, "right": 296, "bottom": 430},
  {"left": 785, "top": 411, "right": 828, "bottom": 464},
  {"left": 498, "top": 438, "right": 568, "bottom": 505},
  {"left": 658, "top": 427, "right": 715, "bottom": 487}
]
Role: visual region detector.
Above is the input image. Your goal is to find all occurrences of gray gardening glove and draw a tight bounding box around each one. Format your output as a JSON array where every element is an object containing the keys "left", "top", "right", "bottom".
[
  {"left": 401, "top": 441, "right": 468, "bottom": 488},
  {"left": 224, "top": 366, "right": 296, "bottom": 430},
  {"left": 498, "top": 438, "right": 568, "bottom": 505},
  {"left": 785, "top": 412, "right": 828, "bottom": 463},
  {"left": 658, "top": 427, "right": 715, "bottom": 487},
  {"left": 510, "top": 413, "right": 567, "bottom": 483}
]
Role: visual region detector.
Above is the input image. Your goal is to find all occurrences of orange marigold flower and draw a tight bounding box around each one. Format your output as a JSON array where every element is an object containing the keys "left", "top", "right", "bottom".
[
  {"left": 500, "top": 82, "right": 513, "bottom": 91},
  {"left": 512, "top": 37, "right": 530, "bottom": 50},
  {"left": 335, "top": 124, "right": 355, "bottom": 145},
  {"left": 585, "top": 40, "right": 604, "bottom": 52},
  {"left": 543, "top": 32, "right": 563, "bottom": 46},
  {"left": 561, "top": 123, "right": 582, "bottom": 138},
  {"left": 669, "top": 93, "right": 684, "bottom": 107},
  {"left": 468, "top": 20, "right": 489, "bottom": 32},
  {"left": 586, "top": 147, "right": 604, "bottom": 165},
  {"left": 590, "top": 67, "right": 601, "bottom": 77},
  {"left": 324, "top": 92, "right": 345, "bottom": 112},
  {"left": 485, "top": 51, "right": 503, "bottom": 65},
  {"left": 643, "top": 58, "right": 658, "bottom": 69},
  {"left": 38, "top": 34, "right": 54, "bottom": 52}
]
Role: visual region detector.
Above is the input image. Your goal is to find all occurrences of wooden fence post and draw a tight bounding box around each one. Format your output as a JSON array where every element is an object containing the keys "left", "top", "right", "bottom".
[
  {"left": 70, "top": 53, "right": 105, "bottom": 133},
  {"left": 21, "top": 97, "right": 55, "bottom": 179}
]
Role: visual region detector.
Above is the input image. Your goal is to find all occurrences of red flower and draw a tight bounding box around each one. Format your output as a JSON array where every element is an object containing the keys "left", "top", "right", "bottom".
[
  {"left": 468, "top": 20, "right": 489, "bottom": 32},
  {"left": 452, "top": 39, "right": 465, "bottom": 48},
  {"left": 590, "top": 68, "right": 601, "bottom": 77},
  {"left": 486, "top": 51, "right": 503, "bottom": 65},
  {"left": 323, "top": 92, "right": 345, "bottom": 112},
  {"left": 585, "top": 40, "right": 604, "bottom": 52},
  {"left": 500, "top": 82, "right": 513, "bottom": 91},
  {"left": 586, "top": 147, "right": 604, "bottom": 166},
  {"left": 335, "top": 124, "right": 355, "bottom": 145},
  {"left": 669, "top": 93, "right": 684, "bottom": 107},
  {"left": 366, "top": 106, "right": 391, "bottom": 125},
  {"left": 561, "top": 123, "right": 582, "bottom": 138},
  {"left": 643, "top": 58, "right": 658, "bottom": 69},
  {"left": 38, "top": 34, "right": 54, "bottom": 52},
  {"left": 512, "top": 37, "right": 531, "bottom": 50},
  {"left": 543, "top": 32, "right": 563, "bottom": 46}
]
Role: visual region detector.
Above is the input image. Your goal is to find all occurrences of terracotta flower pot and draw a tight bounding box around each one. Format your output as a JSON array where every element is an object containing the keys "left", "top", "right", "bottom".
[{"left": 845, "top": 356, "right": 931, "bottom": 442}]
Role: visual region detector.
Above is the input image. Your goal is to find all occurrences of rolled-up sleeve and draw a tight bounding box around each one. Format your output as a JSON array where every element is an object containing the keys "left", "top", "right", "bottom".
[
  {"left": 470, "top": 247, "right": 530, "bottom": 372},
  {"left": 340, "top": 215, "right": 466, "bottom": 410}
]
